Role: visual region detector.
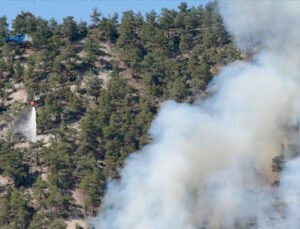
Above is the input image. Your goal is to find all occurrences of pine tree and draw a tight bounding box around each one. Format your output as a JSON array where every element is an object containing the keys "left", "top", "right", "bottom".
[
  {"left": 79, "top": 169, "right": 104, "bottom": 215},
  {"left": 90, "top": 8, "right": 102, "bottom": 27}
]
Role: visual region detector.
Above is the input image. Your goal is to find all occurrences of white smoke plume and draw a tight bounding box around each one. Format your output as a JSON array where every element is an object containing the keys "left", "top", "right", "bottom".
[
  {"left": 93, "top": 1, "right": 300, "bottom": 228},
  {"left": 13, "top": 107, "right": 37, "bottom": 142}
]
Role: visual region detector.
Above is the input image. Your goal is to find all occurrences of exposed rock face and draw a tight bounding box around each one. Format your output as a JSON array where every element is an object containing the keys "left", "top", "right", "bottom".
[{"left": 65, "top": 219, "right": 89, "bottom": 229}]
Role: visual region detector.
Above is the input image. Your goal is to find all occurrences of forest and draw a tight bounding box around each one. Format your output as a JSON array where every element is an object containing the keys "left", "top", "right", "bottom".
[{"left": 0, "top": 2, "right": 242, "bottom": 228}]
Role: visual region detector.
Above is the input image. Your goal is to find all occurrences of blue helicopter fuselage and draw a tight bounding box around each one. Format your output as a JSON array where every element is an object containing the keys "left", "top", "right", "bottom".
[{"left": 3, "top": 34, "right": 31, "bottom": 44}]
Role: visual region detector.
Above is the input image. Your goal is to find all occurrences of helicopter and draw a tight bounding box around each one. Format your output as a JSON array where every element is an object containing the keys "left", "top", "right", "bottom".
[{"left": 3, "top": 34, "right": 32, "bottom": 44}]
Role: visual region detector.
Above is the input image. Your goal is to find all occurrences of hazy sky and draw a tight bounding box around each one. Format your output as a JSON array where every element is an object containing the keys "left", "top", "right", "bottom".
[{"left": 0, "top": 0, "right": 211, "bottom": 25}]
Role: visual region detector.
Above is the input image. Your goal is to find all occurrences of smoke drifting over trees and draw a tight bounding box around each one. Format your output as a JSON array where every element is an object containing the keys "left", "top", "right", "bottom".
[{"left": 94, "top": 1, "right": 300, "bottom": 229}]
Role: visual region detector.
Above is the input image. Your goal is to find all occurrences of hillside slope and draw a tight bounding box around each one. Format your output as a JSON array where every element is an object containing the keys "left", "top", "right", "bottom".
[{"left": 0, "top": 2, "right": 242, "bottom": 228}]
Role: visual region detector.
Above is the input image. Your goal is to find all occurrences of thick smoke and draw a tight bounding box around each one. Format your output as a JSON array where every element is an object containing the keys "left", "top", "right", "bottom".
[{"left": 93, "top": 1, "right": 300, "bottom": 228}]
